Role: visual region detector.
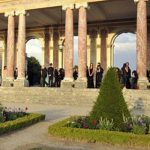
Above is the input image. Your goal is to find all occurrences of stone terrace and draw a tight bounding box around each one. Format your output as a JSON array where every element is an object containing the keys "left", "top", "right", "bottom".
[{"left": 0, "top": 88, "right": 150, "bottom": 115}]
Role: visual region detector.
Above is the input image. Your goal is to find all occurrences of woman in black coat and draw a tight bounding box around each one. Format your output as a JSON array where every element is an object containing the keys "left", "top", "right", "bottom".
[
  {"left": 96, "top": 65, "right": 104, "bottom": 88},
  {"left": 87, "top": 63, "right": 94, "bottom": 88}
]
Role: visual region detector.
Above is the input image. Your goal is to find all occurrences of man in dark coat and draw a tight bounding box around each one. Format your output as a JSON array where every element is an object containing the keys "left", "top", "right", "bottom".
[
  {"left": 73, "top": 68, "right": 78, "bottom": 81},
  {"left": 54, "top": 68, "right": 60, "bottom": 87},
  {"left": 14, "top": 68, "right": 18, "bottom": 80},
  {"left": 47, "top": 63, "right": 54, "bottom": 87},
  {"left": 41, "top": 66, "right": 47, "bottom": 87}
]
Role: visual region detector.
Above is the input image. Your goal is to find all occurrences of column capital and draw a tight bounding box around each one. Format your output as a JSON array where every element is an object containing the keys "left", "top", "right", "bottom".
[
  {"left": 134, "top": 0, "right": 148, "bottom": 3},
  {"left": 62, "top": 4, "right": 74, "bottom": 10},
  {"left": 75, "top": 2, "right": 88, "bottom": 9},
  {"left": 4, "top": 11, "right": 15, "bottom": 17},
  {"left": 89, "top": 30, "right": 98, "bottom": 38},
  {"left": 15, "top": 10, "right": 26, "bottom": 16},
  {"left": 100, "top": 29, "right": 108, "bottom": 38}
]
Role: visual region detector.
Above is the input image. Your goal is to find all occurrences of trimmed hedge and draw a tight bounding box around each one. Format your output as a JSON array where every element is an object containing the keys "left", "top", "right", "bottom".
[
  {"left": 90, "top": 67, "right": 131, "bottom": 130},
  {"left": 0, "top": 113, "right": 45, "bottom": 135},
  {"left": 48, "top": 117, "right": 150, "bottom": 148}
]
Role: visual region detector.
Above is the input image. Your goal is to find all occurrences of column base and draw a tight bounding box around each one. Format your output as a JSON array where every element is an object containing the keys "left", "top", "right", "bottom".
[
  {"left": 14, "top": 78, "right": 29, "bottom": 87},
  {"left": 2, "top": 78, "right": 14, "bottom": 87},
  {"left": 75, "top": 78, "right": 87, "bottom": 88},
  {"left": 138, "top": 77, "right": 148, "bottom": 90},
  {"left": 61, "top": 78, "right": 74, "bottom": 88}
]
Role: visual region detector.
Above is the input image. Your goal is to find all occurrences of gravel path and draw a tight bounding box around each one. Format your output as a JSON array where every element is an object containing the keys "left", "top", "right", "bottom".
[{"left": 0, "top": 102, "right": 147, "bottom": 150}]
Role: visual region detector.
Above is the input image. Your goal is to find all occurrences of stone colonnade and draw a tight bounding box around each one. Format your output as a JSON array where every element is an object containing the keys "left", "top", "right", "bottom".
[{"left": 1, "top": 0, "right": 149, "bottom": 89}]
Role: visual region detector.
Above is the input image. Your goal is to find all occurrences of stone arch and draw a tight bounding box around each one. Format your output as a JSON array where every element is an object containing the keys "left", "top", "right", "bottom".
[
  {"left": 26, "top": 32, "right": 44, "bottom": 46},
  {"left": 109, "top": 29, "right": 136, "bottom": 68},
  {"left": 26, "top": 32, "right": 44, "bottom": 65},
  {"left": 0, "top": 35, "right": 5, "bottom": 83},
  {"left": 110, "top": 29, "right": 135, "bottom": 47}
]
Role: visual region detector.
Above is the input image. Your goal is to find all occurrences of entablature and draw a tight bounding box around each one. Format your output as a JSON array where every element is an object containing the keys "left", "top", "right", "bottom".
[{"left": 0, "top": 0, "right": 109, "bottom": 13}]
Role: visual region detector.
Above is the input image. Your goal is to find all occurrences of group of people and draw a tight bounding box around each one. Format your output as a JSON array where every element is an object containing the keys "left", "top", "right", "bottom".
[
  {"left": 41, "top": 63, "right": 65, "bottom": 87},
  {"left": 86, "top": 62, "right": 139, "bottom": 89},
  {"left": 40, "top": 62, "right": 104, "bottom": 89},
  {"left": 2, "top": 62, "right": 150, "bottom": 89},
  {"left": 119, "top": 62, "right": 138, "bottom": 89},
  {"left": 87, "top": 63, "right": 104, "bottom": 88},
  {"left": 66, "top": 62, "right": 104, "bottom": 89}
]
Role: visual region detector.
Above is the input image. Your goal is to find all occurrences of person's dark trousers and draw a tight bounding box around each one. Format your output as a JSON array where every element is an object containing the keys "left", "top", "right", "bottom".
[
  {"left": 125, "top": 76, "right": 131, "bottom": 89},
  {"left": 41, "top": 77, "right": 45, "bottom": 87},
  {"left": 41, "top": 78, "right": 44, "bottom": 87},
  {"left": 49, "top": 77, "right": 53, "bottom": 87}
]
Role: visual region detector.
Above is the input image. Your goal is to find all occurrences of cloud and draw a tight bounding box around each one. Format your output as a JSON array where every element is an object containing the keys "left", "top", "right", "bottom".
[
  {"left": 114, "top": 33, "right": 136, "bottom": 70},
  {"left": 26, "top": 39, "right": 42, "bottom": 64},
  {"left": 115, "top": 33, "right": 136, "bottom": 43},
  {"left": 114, "top": 43, "right": 136, "bottom": 54},
  {"left": 27, "top": 39, "right": 41, "bottom": 47}
]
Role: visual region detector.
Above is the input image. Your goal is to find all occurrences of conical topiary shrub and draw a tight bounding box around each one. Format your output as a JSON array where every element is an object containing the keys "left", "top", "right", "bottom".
[{"left": 90, "top": 67, "right": 131, "bottom": 130}]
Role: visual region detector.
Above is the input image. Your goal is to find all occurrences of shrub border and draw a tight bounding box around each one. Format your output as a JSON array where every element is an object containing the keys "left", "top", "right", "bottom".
[
  {"left": 48, "top": 117, "right": 150, "bottom": 148},
  {"left": 0, "top": 113, "right": 45, "bottom": 135}
]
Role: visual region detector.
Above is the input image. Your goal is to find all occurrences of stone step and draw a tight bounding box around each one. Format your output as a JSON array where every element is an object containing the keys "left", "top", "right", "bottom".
[
  {"left": 0, "top": 87, "right": 150, "bottom": 115},
  {"left": 0, "top": 87, "right": 99, "bottom": 106}
]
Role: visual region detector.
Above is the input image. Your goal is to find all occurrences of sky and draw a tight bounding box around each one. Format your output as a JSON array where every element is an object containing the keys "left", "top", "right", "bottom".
[
  {"left": 114, "top": 33, "right": 136, "bottom": 71},
  {"left": 26, "top": 33, "right": 136, "bottom": 71}
]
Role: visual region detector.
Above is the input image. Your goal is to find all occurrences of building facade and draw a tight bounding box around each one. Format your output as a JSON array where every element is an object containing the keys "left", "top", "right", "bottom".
[{"left": 0, "top": 0, "right": 149, "bottom": 88}]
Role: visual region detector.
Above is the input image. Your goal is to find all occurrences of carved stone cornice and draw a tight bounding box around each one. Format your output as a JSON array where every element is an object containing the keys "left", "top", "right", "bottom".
[
  {"left": 62, "top": 4, "right": 74, "bottom": 10},
  {"left": 4, "top": 10, "right": 15, "bottom": 17},
  {"left": 75, "top": 2, "right": 88, "bottom": 9},
  {"left": 15, "top": 10, "right": 26, "bottom": 16},
  {"left": 100, "top": 29, "right": 108, "bottom": 38},
  {"left": 89, "top": 30, "right": 98, "bottom": 38}
]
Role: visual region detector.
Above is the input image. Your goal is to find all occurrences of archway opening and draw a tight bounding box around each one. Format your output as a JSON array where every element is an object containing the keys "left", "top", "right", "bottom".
[
  {"left": 0, "top": 38, "right": 6, "bottom": 86},
  {"left": 74, "top": 36, "right": 78, "bottom": 67},
  {"left": 26, "top": 38, "right": 42, "bottom": 86},
  {"left": 113, "top": 32, "right": 136, "bottom": 71}
]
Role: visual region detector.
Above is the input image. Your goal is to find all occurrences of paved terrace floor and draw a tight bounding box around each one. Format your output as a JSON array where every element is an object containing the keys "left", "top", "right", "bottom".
[{"left": 0, "top": 102, "right": 148, "bottom": 150}]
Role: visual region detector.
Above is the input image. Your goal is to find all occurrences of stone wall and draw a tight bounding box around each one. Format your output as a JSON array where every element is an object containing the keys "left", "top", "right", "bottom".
[{"left": 0, "top": 87, "right": 150, "bottom": 115}]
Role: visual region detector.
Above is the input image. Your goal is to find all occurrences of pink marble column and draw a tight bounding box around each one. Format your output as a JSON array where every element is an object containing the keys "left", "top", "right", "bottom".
[
  {"left": 136, "top": 0, "right": 148, "bottom": 88},
  {"left": 101, "top": 29, "right": 107, "bottom": 71},
  {"left": 44, "top": 28, "right": 50, "bottom": 67},
  {"left": 78, "top": 6, "right": 87, "bottom": 80},
  {"left": 17, "top": 10, "right": 26, "bottom": 79},
  {"left": 53, "top": 31, "right": 59, "bottom": 68},
  {"left": 5, "top": 12, "right": 15, "bottom": 80},
  {"left": 64, "top": 7, "right": 74, "bottom": 80}
]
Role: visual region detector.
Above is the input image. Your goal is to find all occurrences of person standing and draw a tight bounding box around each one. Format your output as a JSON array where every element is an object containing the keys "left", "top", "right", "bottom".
[
  {"left": 124, "top": 62, "right": 131, "bottom": 89},
  {"left": 54, "top": 68, "right": 60, "bottom": 87},
  {"left": 131, "top": 70, "right": 138, "bottom": 89},
  {"left": 121, "top": 63, "right": 126, "bottom": 86},
  {"left": 87, "top": 63, "right": 94, "bottom": 88},
  {"left": 73, "top": 68, "right": 78, "bottom": 81},
  {"left": 41, "top": 66, "right": 48, "bottom": 87},
  {"left": 147, "top": 70, "right": 150, "bottom": 82},
  {"left": 47, "top": 63, "right": 54, "bottom": 87},
  {"left": 3, "top": 66, "right": 7, "bottom": 80},
  {"left": 14, "top": 68, "right": 18, "bottom": 80},
  {"left": 95, "top": 63, "right": 104, "bottom": 88}
]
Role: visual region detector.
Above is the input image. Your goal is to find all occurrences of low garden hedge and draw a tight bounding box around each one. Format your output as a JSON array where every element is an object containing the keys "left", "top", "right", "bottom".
[
  {"left": 48, "top": 117, "right": 150, "bottom": 148},
  {"left": 0, "top": 113, "right": 45, "bottom": 135}
]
